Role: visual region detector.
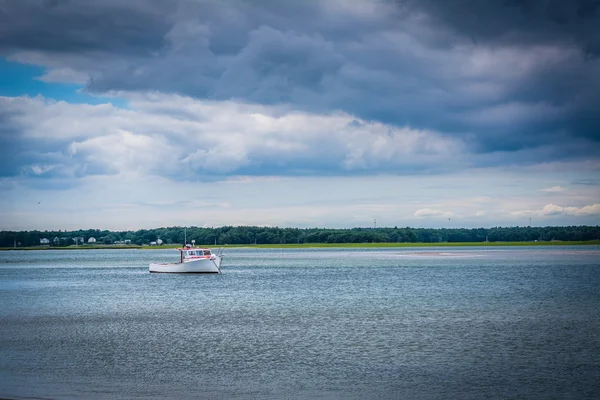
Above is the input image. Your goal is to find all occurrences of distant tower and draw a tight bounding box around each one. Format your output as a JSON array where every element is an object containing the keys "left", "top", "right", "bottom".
[{"left": 374, "top": 218, "right": 376, "bottom": 229}]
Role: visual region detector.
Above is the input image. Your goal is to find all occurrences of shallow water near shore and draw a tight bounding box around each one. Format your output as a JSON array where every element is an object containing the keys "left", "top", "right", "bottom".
[{"left": 1, "top": 246, "right": 599, "bottom": 399}]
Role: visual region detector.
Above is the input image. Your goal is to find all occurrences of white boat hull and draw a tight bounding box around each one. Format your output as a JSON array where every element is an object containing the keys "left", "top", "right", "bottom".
[{"left": 149, "top": 256, "right": 223, "bottom": 273}]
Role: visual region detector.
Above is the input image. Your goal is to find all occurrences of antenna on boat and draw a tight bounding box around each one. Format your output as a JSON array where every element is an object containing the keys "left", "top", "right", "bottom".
[{"left": 184, "top": 227, "right": 187, "bottom": 246}]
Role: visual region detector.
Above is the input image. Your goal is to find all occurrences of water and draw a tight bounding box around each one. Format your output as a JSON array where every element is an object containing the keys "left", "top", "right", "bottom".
[{"left": 1, "top": 246, "right": 599, "bottom": 399}]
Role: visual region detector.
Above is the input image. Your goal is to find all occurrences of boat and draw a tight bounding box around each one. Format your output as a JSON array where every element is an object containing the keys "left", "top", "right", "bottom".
[{"left": 149, "top": 245, "right": 224, "bottom": 273}]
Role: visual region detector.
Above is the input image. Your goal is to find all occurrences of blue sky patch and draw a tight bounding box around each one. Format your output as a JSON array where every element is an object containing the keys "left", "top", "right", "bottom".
[{"left": 0, "top": 58, "right": 126, "bottom": 107}]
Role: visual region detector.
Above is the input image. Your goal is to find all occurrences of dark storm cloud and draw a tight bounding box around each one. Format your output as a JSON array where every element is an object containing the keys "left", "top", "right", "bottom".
[
  {"left": 404, "top": 0, "right": 600, "bottom": 145},
  {"left": 408, "top": 0, "right": 600, "bottom": 56},
  {"left": 1, "top": 0, "right": 599, "bottom": 167},
  {"left": 0, "top": 0, "right": 173, "bottom": 55}
]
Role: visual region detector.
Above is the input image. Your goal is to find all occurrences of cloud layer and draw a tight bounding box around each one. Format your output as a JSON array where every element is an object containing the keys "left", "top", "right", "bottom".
[
  {"left": 1, "top": 0, "right": 599, "bottom": 157},
  {"left": 0, "top": 93, "right": 468, "bottom": 183}
]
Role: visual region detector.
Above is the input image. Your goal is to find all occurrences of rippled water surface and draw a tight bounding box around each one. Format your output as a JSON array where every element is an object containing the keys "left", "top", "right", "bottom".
[{"left": 1, "top": 246, "right": 599, "bottom": 399}]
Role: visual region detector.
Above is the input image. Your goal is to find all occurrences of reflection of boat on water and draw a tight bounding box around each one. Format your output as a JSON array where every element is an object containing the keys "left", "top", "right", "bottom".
[{"left": 149, "top": 245, "right": 224, "bottom": 273}]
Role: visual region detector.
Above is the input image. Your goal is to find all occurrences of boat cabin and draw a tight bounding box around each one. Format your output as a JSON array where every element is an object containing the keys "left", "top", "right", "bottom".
[
  {"left": 178, "top": 246, "right": 213, "bottom": 263},
  {"left": 184, "top": 249, "right": 212, "bottom": 257}
]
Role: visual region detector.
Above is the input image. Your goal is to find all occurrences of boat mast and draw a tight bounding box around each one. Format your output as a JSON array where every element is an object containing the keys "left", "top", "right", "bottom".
[{"left": 184, "top": 227, "right": 187, "bottom": 246}]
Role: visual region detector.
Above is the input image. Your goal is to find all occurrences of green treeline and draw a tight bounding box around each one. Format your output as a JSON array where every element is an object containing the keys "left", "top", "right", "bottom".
[{"left": 1, "top": 225, "right": 599, "bottom": 247}]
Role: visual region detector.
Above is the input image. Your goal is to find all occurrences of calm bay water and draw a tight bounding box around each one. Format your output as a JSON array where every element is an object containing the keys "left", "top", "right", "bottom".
[{"left": 1, "top": 246, "right": 599, "bottom": 399}]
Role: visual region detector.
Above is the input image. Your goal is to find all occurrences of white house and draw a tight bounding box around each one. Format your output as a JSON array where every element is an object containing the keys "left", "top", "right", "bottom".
[
  {"left": 157, "top": 239, "right": 163, "bottom": 245},
  {"left": 88, "top": 237, "right": 97, "bottom": 243},
  {"left": 40, "top": 238, "right": 50, "bottom": 245}
]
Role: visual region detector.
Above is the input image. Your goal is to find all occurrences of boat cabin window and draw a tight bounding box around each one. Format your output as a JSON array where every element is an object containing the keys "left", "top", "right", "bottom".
[{"left": 184, "top": 250, "right": 211, "bottom": 257}]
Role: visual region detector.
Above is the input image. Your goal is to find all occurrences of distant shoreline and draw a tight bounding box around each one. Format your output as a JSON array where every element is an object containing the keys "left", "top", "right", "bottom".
[{"left": 1, "top": 240, "right": 599, "bottom": 250}]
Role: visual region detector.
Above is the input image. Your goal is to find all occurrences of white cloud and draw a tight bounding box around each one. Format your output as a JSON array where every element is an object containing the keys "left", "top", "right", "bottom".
[
  {"left": 1, "top": 93, "right": 466, "bottom": 181},
  {"left": 541, "top": 204, "right": 565, "bottom": 215},
  {"left": 563, "top": 204, "right": 600, "bottom": 216},
  {"left": 540, "top": 203, "right": 600, "bottom": 216},
  {"left": 414, "top": 208, "right": 452, "bottom": 218},
  {"left": 541, "top": 186, "right": 566, "bottom": 192},
  {"left": 513, "top": 203, "right": 600, "bottom": 218}
]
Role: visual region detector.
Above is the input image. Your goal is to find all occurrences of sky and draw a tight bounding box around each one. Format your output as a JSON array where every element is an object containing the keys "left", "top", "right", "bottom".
[{"left": 0, "top": 0, "right": 599, "bottom": 231}]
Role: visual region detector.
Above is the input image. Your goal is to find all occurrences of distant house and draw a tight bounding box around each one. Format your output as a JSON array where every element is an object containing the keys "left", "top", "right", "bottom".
[
  {"left": 156, "top": 239, "right": 163, "bottom": 245},
  {"left": 150, "top": 241, "right": 157, "bottom": 246},
  {"left": 88, "top": 237, "right": 97, "bottom": 244},
  {"left": 40, "top": 238, "right": 50, "bottom": 245}
]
